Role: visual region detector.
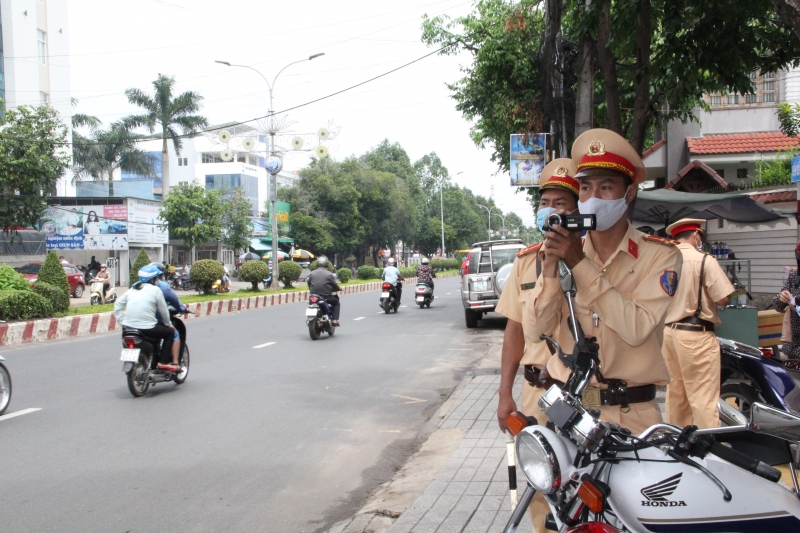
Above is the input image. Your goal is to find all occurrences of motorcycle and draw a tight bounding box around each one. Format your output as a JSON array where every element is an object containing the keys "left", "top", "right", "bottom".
[
  {"left": 78, "top": 265, "right": 99, "bottom": 285},
  {"left": 380, "top": 281, "right": 400, "bottom": 314},
  {"left": 169, "top": 272, "right": 193, "bottom": 291},
  {"left": 210, "top": 278, "right": 230, "bottom": 294},
  {"left": 0, "top": 355, "right": 11, "bottom": 415},
  {"left": 415, "top": 282, "right": 434, "bottom": 308},
  {"left": 89, "top": 278, "right": 117, "bottom": 305},
  {"left": 263, "top": 273, "right": 273, "bottom": 290},
  {"left": 119, "top": 309, "right": 191, "bottom": 397},
  {"left": 306, "top": 294, "right": 335, "bottom": 340},
  {"left": 502, "top": 262, "right": 800, "bottom": 533}
]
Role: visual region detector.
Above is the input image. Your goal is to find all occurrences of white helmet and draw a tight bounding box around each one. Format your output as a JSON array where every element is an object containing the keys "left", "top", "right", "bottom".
[
  {"left": 421, "top": 257, "right": 429, "bottom": 265},
  {"left": 387, "top": 257, "right": 396, "bottom": 266}
]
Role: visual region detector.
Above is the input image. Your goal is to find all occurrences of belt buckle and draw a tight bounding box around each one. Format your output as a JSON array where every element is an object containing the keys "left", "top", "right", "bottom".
[{"left": 581, "top": 388, "right": 601, "bottom": 407}]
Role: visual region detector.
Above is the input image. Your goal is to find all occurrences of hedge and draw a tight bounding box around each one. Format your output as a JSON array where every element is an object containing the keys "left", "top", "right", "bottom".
[
  {"left": 278, "top": 260, "right": 302, "bottom": 288},
  {"left": 130, "top": 249, "right": 152, "bottom": 286},
  {"left": 33, "top": 281, "right": 65, "bottom": 313},
  {"left": 399, "top": 267, "right": 416, "bottom": 278},
  {"left": 190, "top": 259, "right": 225, "bottom": 294},
  {"left": 429, "top": 259, "right": 460, "bottom": 271},
  {"left": 309, "top": 259, "right": 336, "bottom": 273},
  {"left": 38, "top": 251, "right": 70, "bottom": 311},
  {"left": 0, "top": 264, "right": 32, "bottom": 291},
  {"left": 357, "top": 265, "right": 376, "bottom": 280},
  {"left": 0, "top": 290, "right": 53, "bottom": 321},
  {"left": 337, "top": 268, "right": 351, "bottom": 283},
  {"left": 240, "top": 260, "right": 270, "bottom": 290}
]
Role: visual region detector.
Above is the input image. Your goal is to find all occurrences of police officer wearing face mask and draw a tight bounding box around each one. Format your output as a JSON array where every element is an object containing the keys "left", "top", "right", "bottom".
[
  {"left": 526, "top": 128, "right": 683, "bottom": 434},
  {"left": 496, "top": 159, "right": 579, "bottom": 533}
]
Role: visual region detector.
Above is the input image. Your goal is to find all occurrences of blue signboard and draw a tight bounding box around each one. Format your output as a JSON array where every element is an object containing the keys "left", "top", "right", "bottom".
[{"left": 792, "top": 155, "right": 800, "bottom": 183}]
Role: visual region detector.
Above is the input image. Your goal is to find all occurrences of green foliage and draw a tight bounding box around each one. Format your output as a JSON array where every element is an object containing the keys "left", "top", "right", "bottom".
[
  {"left": 38, "top": 251, "right": 70, "bottom": 311},
  {"left": 239, "top": 260, "right": 270, "bottom": 290},
  {"left": 288, "top": 212, "right": 334, "bottom": 254},
  {"left": 33, "top": 281, "right": 64, "bottom": 312},
  {"left": 429, "top": 259, "right": 461, "bottom": 271},
  {"left": 778, "top": 102, "right": 800, "bottom": 138},
  {"left": 0, "top": 105, "right": 71, "bottom": 233},
  {"left": 399, "top": 267, "right": 416, "bottom": 278},
  {"left": 357, "top": 265, "right": 377, "bottom": 280},
  {"left": 160, "top": 182, "right": 224, "bottom": 253},
  {"left": 336, "top": 268, "right": 352, "bottom": 283},
  {"left": 222, "top": 187, "right": 254, "bottom": 253},
  {"left": 190, "top": 259, "right": 224, "bottom": 294},
  {"left": 0, "top": 290, "right": 52, "bottom": 321},
  {"left": 375, "top": 267, "right": 384, "bottom": 279},
  {"left": 308, "top": 259, "right": 335, "bottom": 273},
  {"left": 752, "top": 149, "right": 797, "bottom": 188},
  {"left": 130, "top": 248, "right": 152, "bottom": 286},
  {"left": 0, "top": 265, "right": 32, "bottom": 291},
  {"left": 277, "top": 260, "right": 302, "bottom": 288}
]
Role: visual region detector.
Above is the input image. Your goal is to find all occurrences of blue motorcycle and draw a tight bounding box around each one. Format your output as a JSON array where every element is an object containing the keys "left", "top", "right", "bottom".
[{"left": 306, "top": 294, "right": 335, "bottom": 340}]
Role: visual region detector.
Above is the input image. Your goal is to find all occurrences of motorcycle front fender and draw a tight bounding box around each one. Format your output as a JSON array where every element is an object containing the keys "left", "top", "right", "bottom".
[{"left": 122, "top": 362, "right": 134, "bottom": 373}]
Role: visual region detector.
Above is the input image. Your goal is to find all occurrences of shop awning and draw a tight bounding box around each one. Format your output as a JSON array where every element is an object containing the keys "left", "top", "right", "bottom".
[
  {"left": 634, "top": 189, "right": 783, "bottom": 227},
  {"left": 259, "top": 237, "right": 294, "bottom": 244},
  {"left": 249, "top": 238, "right": 271, "bottom": 252}
]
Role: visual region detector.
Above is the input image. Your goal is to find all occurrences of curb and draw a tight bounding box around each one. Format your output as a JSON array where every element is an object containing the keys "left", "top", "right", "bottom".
[{"left": 0, "top": 274, "right": 458, "bottom": 347}]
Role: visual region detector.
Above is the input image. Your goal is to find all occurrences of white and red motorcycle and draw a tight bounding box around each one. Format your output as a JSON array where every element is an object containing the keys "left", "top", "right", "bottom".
[{"left": 503, "top": 263, "right": 800, "bottom": 533}]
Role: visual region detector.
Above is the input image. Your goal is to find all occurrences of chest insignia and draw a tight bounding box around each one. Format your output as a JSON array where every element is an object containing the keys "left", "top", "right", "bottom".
[
  {"left": 628, "top": 238, "right": 638, "bottom": 259},
  {"left": 520, "top": 282, "right": 537, "bottom": 290},
  {"left": 660, "top": 270, "right": 678, "bottom": 297}
]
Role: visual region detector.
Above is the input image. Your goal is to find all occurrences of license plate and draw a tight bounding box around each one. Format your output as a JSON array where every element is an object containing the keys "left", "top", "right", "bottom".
[
  {"left": 381, "top": 292, "right": 390, "bottom": 298},
  {"left": 416, "top": 296, "right": 424, "bottom": 302},
  {"left": 473, "top": 280, "right": 488, "bottom": 292},
  {"left": 305, "top": 308, "right": 318, "bottom": 317},
  {"left": 120, "top": 348, "right": 140, "bottom": 362}
]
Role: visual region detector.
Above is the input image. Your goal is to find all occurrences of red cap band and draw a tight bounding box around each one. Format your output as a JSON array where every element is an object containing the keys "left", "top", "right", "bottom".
[
  {"left": 542, "top": 175, "right": 579, "bottom": 195},
  {"left": 670, "top": 223, "right": 702, "bottom": 237},
  {"left": 578, "top": 151, "right": 636, "bottom": 179}
]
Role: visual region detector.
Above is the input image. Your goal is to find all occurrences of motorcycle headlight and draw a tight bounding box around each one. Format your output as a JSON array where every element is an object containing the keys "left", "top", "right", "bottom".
[{"left": 516, "top": 429, "right": 561, "bottom": 494}]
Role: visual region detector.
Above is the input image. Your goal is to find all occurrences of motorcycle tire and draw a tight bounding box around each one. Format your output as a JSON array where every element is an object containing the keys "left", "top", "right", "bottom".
[
  {"left": 425, "top": 302, "right": 431, "bottom": 308},
  {"left": 309, "top": 321, "right": 321, "bottom": 340},
  {"left": 173, "top": 345, "right": 190, "bottom": 385},
  {"left": 127, "top": 354, "right": 151, "bottom": 397},
  {"left": 720, "top": 382, "right": 761, "bottom": 419},
  {"left": 418, "top": 303, "right": 425, "bottom": 309},
  {"left": 90, "top": 295, "right": 100, "bottom": 306},
  {"left": 328, "top": 326, "right": 335, "bottom": 337},
  {"left": 0, "top": 362, "right": 11, "bottom": 416},
  {"left": 383, "top": 300, "right": 391, "bottom": 314}
]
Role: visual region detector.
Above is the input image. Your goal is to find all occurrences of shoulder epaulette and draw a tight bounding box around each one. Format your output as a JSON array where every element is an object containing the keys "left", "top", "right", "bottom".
[
  {"left": 643, "top": 235, "right": 678, "bottom": 247},
  {"left": 517, "top": 243, "right": 542, "bottom": 258}
]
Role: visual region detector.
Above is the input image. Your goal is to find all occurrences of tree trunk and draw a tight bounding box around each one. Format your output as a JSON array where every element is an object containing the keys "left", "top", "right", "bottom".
[
  {"left": 628, "top": 0, "right": 653, "bottom": 154},
  {"left": 108, "top": 170, "right": 114, "bottom": 197},
  {"left": 575, "top": 35, "right": 595, "bottom": 136},
  {"left": 771, "top": 0, "right": 800, "bottom": 41},
  {"left": 161, "top": 133, "right": 170, "bottom": 196},
  {"left": 597, "top": 0, "right": 623, "bottom": 135},
  {"left": 543, "top": 0, "right": 567, "bottom": 155}
]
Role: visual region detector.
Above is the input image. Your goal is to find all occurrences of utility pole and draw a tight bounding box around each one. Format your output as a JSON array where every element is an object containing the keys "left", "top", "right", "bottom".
[{"left": 575, "top": 0, "right": 594, "bottom": 136}]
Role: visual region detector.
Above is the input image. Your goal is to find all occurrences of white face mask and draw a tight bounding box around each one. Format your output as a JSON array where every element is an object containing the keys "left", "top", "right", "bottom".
[{"left": 578, "top": 186, "right": 631, "bottom": 232}]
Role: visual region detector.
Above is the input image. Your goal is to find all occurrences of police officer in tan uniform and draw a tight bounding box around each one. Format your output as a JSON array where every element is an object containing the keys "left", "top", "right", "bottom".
[
  {"left": 526, "top": 128, "right": 683, "bottom": 434},
  {"left": 662, "top": 218, "right": 734, "bottom": 429},
  {"left": 495, "top": 158, "right": 579, "bottom": 533}
]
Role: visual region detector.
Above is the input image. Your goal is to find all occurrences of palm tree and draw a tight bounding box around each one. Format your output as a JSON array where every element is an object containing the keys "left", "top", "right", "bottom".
[{"left": 123, "top": 74, "right": 208, "bottom": 195}]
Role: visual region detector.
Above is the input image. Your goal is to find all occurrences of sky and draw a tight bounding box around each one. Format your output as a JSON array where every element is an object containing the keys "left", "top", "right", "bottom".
[{"left": 66, "top": 0, "right": 536, "bottom": 226}]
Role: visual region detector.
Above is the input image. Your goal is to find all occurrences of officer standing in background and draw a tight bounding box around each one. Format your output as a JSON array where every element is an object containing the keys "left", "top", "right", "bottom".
[
  {"left": 662, "top": 218, "right": 734, "bottom": 428},
  {"left": 526, "top": 128, "right": 683, "bottom": 434},
  {"left": 495, "top": 158, "right": 579, "bottom": 533}
]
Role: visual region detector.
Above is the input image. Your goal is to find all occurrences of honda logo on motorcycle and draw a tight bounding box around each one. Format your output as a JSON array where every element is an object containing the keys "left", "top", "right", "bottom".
[{"left": 640, "top": 473, "right": 686, "bottom": 507}]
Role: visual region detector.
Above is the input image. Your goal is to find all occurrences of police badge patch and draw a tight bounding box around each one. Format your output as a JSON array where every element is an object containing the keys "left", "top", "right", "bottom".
[{"left": 660, "top": 270, "right": 678, "bottom": 296}]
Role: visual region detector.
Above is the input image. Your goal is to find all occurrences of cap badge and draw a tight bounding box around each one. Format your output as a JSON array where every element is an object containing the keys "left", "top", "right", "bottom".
[
  {"left": 554, "top": 166, "right": 568, "bottom": 177},
  {"left": 587, "top": 140, "right": 605, "bottom": 156}
]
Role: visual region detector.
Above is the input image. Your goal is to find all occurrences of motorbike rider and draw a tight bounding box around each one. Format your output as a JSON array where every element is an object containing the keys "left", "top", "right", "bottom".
[
  {"left": 383, "top": 258, "right": 404, "bottom": 303},
  {"left": 220, "top": 261, "right": 230, "bottom": 292},
  {"left": 94, "top": 264, "right": 111, "bottom": 299},
  {"left": 307, "top": 256, "right": 341, "bottom": 326},
  {"left": 150, "top": 262, "right": 188, "bottom": 368},
  {"left": 415, "top": 257, "right": 436, "bottom": 291},
  {"left": 114, "top": 264, "right": 180, "bottom": 372}
]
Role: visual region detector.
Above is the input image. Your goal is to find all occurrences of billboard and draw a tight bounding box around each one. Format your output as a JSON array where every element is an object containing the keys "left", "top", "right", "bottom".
[
  {"left": 128, "top": 198, "right": 169, "bottom": 244},
  {"left": 43, "top": 205, "right": 129, "bottom": 250},
  {"left": 792, "top": 155, "right": 800, "bottom": 183},
  {"left": 510, "top": 133, "right": 548, "bottom": 186},
  {"left": 267, "top": 201, "right": 291, "bottom": 233}
]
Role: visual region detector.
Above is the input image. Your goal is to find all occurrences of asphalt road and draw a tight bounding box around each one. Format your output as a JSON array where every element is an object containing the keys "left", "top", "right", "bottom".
[{"left": 0, "top": 277, "right": 506, "bottom": 533}]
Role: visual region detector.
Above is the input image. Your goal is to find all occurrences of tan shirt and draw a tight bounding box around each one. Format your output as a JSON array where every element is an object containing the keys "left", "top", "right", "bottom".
[
  {"left": 495, "top": 247, "right": 553, "bottom": 367},
  {"left": 665, "top": 243, "right": 734, "bottom": 326},
  {"left": 525, "top": 224, "right": 683, "bottom": 387}
]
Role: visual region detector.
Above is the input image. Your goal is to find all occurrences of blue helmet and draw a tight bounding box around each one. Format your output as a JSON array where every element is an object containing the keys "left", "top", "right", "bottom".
[
  {"left": 138, "top": 264, "right": 161, "bottom": 283},
  {"left": 148, "top": 262, "right": 166, "bottom": 274}
]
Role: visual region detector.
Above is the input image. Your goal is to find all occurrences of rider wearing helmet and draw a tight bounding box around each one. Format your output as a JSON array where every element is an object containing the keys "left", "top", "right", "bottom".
[
  {"left": 383, "top": 257, "right": 404, "bottom": 303},
  {"left": 150, "top": 262, "right": 188, "bottom": 368},
  {"left": 220, "top": 261, "right": 230, "bottom": 292},
  {"left": 415, "top": 257, "right": 436, "bottom": 290},
  {"left": 95, "top": 263, "right": 112, "bottom": 298},
  {"left": 306, "top": 256, "right": 342, "bottom": 326},
  {"left": 113, "top": 264, "right": 180, "bottom": 372}
]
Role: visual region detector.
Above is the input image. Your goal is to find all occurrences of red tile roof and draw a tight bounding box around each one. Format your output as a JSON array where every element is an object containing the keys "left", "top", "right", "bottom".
[
  {"left": 747, "top": 190, "right": 797, "bottom": 204},
  {"left": 687, "top": 132, "right": 799, "bottom": 155},
  {"left": 641, "top": 139, "right": 665, "bottom": 158},
  {"left": 665, "top": 160, "right": 730, "bottom": 190}
]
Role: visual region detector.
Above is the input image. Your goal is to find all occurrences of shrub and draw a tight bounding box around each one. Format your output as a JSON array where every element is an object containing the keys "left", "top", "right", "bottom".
[
  {"left": 0, "top": 265, "right": 32, "bottom": 291},
  {"left": 337, "top": 267, "right": 351, "bottom": 283},
  {"left": 308, "top": 259, "right": 335, "bottom": 273},
  {"left": 0, "top": 290, "right": 53, "bottom": 321},
  {"left": 357, "top": 265, "right": 376, "bottom": 280},
  {"left": 38, "top": 251, "right": 70, "bottom": 311},
  {"left": 239, "top": 260, "right": 270, "bottom": 290},
  {"left": 33, "top": 281, "right": 67, "bottom": 312},
  {"left": 400, "top": 267, "right": 416, "bottom": 278},
  {"left": 190, "top": 259, "right": 225, "bottom": 294},
  {"left": 375, "top": 267, "right": 384, "bottom": 279},
  {"left": 129, "top": 249, "right": 152, "bottom": 286},
  {"left": 278, "top": 260, "right": 302, "bottom": 288}
]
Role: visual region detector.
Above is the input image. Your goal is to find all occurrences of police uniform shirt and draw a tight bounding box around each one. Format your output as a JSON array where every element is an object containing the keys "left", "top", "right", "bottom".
[{"left": 664, "top": 243, "right": 734, "bottom": 326}]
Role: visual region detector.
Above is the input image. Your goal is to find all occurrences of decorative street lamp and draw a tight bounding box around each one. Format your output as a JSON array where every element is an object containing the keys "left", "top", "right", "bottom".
[
  {"left": 439, "top": 171, "right": 463, "bottom": 258},
  {"left": 476, "top": 203, "right": 502, "bottom": 235}
]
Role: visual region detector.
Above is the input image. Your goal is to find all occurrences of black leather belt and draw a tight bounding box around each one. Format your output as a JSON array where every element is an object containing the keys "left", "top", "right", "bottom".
[
  {"left": 524, "top": 365, "right": 655, "bottom": 408},
  {"left": 667, "top": 321, "right": 714, "bottom": 332}
]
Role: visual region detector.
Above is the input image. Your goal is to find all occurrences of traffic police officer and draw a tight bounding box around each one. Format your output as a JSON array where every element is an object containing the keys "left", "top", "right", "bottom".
[
  {"left": 526, "top": 128, "right": 683, "bottom": 434},
  {"left": 662, "top": 218, "right": 734, "bottom": 428}
]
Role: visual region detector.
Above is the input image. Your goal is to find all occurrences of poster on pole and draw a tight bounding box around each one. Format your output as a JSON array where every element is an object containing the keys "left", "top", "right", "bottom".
[
  {"left": 510, "top": 133, "right": 548, "bottom": 186},
  {"left": 43, "top": 205, "right": 129, "bottom": 250},
  {"left": 127, "top": 198, "right": 169, "bottom": 244},
  {"left": 792, "top": 155, "right": 800, "bottom": 183}
]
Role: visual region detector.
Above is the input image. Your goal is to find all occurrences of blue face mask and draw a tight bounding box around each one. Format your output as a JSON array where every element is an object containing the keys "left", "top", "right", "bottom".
[{"left": 537, "top": 207, "right": 556, "bottom": 232}]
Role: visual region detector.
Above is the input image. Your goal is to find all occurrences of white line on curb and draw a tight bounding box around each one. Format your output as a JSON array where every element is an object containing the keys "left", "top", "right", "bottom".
[
  {"left": 0, "top": 408, "right": 42, "bottom": 422},
  {"left": 253, "top": 342, "right": 276, "bottom": 349},
  {"left": 354, "top": 317, "right": 365, "bottom": 321}
]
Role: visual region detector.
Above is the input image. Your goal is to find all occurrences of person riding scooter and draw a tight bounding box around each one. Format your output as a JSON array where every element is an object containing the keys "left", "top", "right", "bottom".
[
  {"left": 95, "top": 264, "right": 112, "bottom": 299},
  {"left": 383, "top": 258, "right": 404, "bottom": 303},
  {"left": 415, "top": 257, "right": 436, "bottom": 291},
  {"left": 220, "top": 261, "right": 230, "bottom": 292},
  {"left": 114, "top": 264, "right": 180, "bottom": 372},
  {"left": 307, "top": 256, "right": 341, "bottom": 327},
  {"left": 150, "top": 262, "right": 188, "bottom": 368}
]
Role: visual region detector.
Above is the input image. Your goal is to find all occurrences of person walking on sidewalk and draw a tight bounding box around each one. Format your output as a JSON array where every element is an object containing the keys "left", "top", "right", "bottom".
[
  {"left": 495, "top": 159, "right": 579, "bottom": 533},
  {"left": 662, "top": 218, "right": 733, "bottom": 429},
  {"left": 526, "top": 128, "right": 683, "bottom": 435},
  {"left": 774, "top": 241, "right": 800, "bottom": 359}
]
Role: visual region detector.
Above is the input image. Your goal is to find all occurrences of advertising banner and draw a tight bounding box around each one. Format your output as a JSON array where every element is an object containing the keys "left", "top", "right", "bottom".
[
  {"left": 267, "top": 201, "right": 291, "bottom": 233},
  {"left": 792, "top": 155, "right": 800, "bottom": 183},
  {"left": 510, "top": 133, "right": 548, "bottom": 186},
  {"left": 128, "top": 198, "right": 169, "bottom": 244},
  {"left": 43, "top": 205, "right": 129, "bottom": 250}
]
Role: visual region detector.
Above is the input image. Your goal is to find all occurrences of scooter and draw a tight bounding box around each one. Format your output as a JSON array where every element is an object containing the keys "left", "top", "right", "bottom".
[
  {"left": 89, "top": 278, "right": 117, "bottom": 305},
  {"left": 210, "top": 278, "right": 230, "bottom": 294},
  {"left": 502, "top": 262, "right": 800, "bottom": 533},
  {"left": 262, "top": 273, "right": 273, "bottom": 290},
  {"left": 306, "top": 294, "right": 335, "bottom": 340},
  {"left": 380, "top": 282, "right": 400, "bottom": 314},
  {"left": 415, "top": 282, "right": 434, "bottom": 308},
  {"left": 0, "top": 355, "right": 11, "bottom": 415},
  {"left": 120, "top": 309, "right": 190, "bottom": 397}
]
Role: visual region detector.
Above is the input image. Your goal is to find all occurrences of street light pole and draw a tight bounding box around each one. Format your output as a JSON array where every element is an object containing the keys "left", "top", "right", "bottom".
[
  {"left": 476, "top": 203, "right": 501, "bottom": 236},
  {"left": 216, "top": 54, "right": 324, "bottom": 289}
]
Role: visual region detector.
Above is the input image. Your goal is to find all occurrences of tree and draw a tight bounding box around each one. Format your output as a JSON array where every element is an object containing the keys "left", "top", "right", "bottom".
[
  {"left": 37, "top": 251, "right": 70, "bottom": 311},
  {"left": 0, "top": 105, "right": 70, "bottom": 233},
  {"left": 160, "top": 182, "right": 223, "bottom": 262},
  {"left": 771, "top": 0, "right": 800, "bottom": 41},
  {"left": 239, "top": 260, "right": 269, "bottom": 291},
  {"left": 129, "top": 248, "right": 152, "bottom": 286},
  {"left": 778, "top": 102, "right": 800, "bottom": 138},
  {"left": 288, "top": 212, "right": 334, "bottom": 254},
  {"left": 222, "top": 187, "right": 254, "bottom": 254},
  {"left": 123, "top": 74, "right": 208, "bottom": 195}
]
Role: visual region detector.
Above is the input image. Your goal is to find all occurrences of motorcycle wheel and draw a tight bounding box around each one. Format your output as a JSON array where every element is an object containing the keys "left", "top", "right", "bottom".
[
  {"left": 425, "top": 301, "right": 431, "bottom": 308},
  {"left": 90, "top": 295, "right": 100, "bottom": 306},
  {"left": 127, "top": 354, "right": 151, "bottom": 397},
  {"left": 308, "top": 321, "right": 321, "bottom": 340},
  {"left": 328, "top": 326, "right": 335, "bottom": 337},
  {"left": 0, "top": 362, "right": 11, "bottom": 415},
  {"left": 418, "top": 302, "right": 425, "bottom": 309},
  {"left": 720, "top": 383, "right": 761, "bottom": 419},
  {"left": 173, "top": 345, "right": 190, "bottom": 385},
  {"left": 383, "top": 300, "right": 391, "bottom": 314}
]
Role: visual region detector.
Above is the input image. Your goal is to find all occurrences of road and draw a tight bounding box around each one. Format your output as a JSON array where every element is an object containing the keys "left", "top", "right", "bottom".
[{"left": 0, "top": 277, "right": 506, "bottom": 533}]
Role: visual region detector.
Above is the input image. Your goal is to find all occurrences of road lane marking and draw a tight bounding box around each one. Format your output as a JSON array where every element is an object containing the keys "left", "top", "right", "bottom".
[
  {"left": 0, "top": 408, "right": 42, "bottom": 422},
  {"left": 380, "top": 430, "right": 401, "bottom": 433},
  {"left": 354, "top": 317, "right": 365, "bottom": 321},
  {"left": 392, "top": 394, "right": 427, "bottom": 404},
  {"left": 401, "top": 305, "right": 407, "bottom": 308},
  {"left": 447, "top": 293, "right": 451, "bottom": 295},
  {"left": 253, "top": 342, "right": 276, "bottom": 349},
  {"left": 447, "top": 349, "right": 474, "bottom": 351}
]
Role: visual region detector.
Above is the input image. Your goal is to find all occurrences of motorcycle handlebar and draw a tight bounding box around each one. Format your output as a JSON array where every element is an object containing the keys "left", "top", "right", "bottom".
[{"left": 709, "top": 442, "right": 781, "bottom": 483}]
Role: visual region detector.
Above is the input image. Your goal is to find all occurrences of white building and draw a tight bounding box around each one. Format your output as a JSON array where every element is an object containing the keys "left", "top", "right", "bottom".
[{"left": 0, "top": 0, "right": 73, "bottom": 195}]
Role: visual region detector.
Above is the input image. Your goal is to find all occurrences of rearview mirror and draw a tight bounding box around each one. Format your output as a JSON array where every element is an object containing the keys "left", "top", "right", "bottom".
[
  {"left": 749, "top": 402, "right": 800, "bottom": 442},
  {"left": 559, "top": 261, "right": 574, "bottom": 294}
]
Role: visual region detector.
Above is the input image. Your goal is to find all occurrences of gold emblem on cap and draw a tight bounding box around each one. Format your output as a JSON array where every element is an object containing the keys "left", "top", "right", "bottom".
[
  {"left": 587, "top": 140, "right": 605, "bottom": 156},
  {"left": 554, "top": 166, "right": 568, "bottom": 177}
]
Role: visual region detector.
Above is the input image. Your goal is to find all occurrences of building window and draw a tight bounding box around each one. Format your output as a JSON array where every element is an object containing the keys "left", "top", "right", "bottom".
[
  {"left": 177, "top": 157, "right": 188, "bottom": 166},
  {"left": 745, "top": 93, "right": 757, "bottom": 104},
  {"left": 727, "top": 95, "right": 738, "bottom": 105},
  {"left": 248, "top": 155, "right": 258, "bottom": 166},
  {"left": 39, "top": 92, "right": 49, "bottom": 105},
  {"left": 737, "top": 168, "right": 748, "bottom": 179},
  {"left": 201, "top": 152, "right": 223, "bottom": 164},
  {"left": 763, "top": 91, "right": 775, "bottom": 103},
  {"left": 710, "top": 95, "right": 722, "bottom": 106},
  {"left": 37, "top": 30, "right": 46, "bottom": 64}
]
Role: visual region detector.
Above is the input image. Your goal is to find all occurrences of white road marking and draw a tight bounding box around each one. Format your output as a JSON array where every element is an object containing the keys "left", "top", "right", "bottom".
[
  {"left": 401, "top": 305, "right": 407, "bottom": 308},
  {"left": 0, "top": 408, "right": 42, "bottom": 422},
  {"left": 354, "top": 317, "right": 366, "bottom": 321},
  {"left": 447, "top": 293, "right": 451, "bottom": 295},
  {"left": 447, "top": 349, "right": 474, "bottom": 351},
  {"left": 252, "top": 342, "right": 276, "bottom": 349},
  {"left": 392, "top": 394, "right": 427, "bottom": 404},
  {"left": 380, "top": 430, "right": 401, "bottom": 433}
]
